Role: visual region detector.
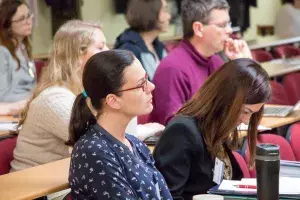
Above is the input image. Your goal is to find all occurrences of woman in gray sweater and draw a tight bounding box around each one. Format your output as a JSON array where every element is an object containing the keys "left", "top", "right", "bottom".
[{"left": 0, "top": 0, "right": 36, "bottom": 115}]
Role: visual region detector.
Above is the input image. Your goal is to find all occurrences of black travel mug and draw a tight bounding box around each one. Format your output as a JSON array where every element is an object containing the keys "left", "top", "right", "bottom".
[{"left": 256, "top": 143, "right": 280, "bottom": 200}]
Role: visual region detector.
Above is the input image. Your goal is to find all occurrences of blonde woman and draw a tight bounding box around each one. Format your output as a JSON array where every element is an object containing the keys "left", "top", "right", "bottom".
[{"left": 10, "top": 20, "right": 108, "bottom": 172}]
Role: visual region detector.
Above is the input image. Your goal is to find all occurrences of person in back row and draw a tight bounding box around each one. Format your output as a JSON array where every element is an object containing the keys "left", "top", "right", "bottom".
[
  {"left": 149, "top": 0, "right": 252, "bottom": 125},
  {"left": 114, "top": 0, "right": 171, "bottom": 81},
  {"left": 153, "top": 58, "right": 271, "bottom": 200},
  {"left": 275, "top": 0, "right": 300, "bottom": 38},
  {"left": 0, "top": 0, "right": 36, "bottom": 115},
  {"left": 68, "top": 50, "right": 172, "bottom": 199}
]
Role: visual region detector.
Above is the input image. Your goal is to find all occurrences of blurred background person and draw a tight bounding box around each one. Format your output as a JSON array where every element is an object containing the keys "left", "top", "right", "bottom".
[
  {"left": 0, "top": 0, "right": 36, "bottom": 115},
  {"left": 114, "top": 0, "right": 171, "bottom": 81},
  {"left": 275, "top": 0, "right": 300, "bottom": 38}
]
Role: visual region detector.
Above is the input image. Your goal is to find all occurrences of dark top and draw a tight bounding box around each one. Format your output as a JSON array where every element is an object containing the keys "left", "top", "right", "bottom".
[
  {"left": 153, "top": 115, "right": 243, "bottom": 200},
  {"left": 69, "top": 123, "right": 173, "bottom": 200},
  {"left": 114, "top": 28, "right": 167, "bottom": 81}
]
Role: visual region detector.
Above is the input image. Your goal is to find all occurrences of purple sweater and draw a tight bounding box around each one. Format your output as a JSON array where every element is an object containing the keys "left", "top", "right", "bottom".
[{"left": 149, "top": 40, "right": 224, "bottom": 125}]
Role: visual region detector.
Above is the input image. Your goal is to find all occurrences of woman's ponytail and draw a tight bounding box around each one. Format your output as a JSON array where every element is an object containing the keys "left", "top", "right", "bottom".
[{"left": 66, "top": 93, "right": 96, "bottom": 146}]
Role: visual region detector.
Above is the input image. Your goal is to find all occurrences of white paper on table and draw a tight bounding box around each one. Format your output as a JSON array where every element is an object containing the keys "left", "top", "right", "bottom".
[
  {"left": 242, "top": 177, "right": 300, "bottom": 195},
  {"left": 0, "top": 122, "right": 18, "bottom": 131},
  {"left": 237, "top": 123, "right": 271, "bottom": 131},
  {"left": 218, "top": 179, "right": 256, "bottom": 192}
]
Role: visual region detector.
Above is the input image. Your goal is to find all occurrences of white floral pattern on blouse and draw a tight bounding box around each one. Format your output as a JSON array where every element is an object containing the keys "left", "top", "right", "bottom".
[{"left": 69, "top": 123, "right": 172, "bottom": 200}]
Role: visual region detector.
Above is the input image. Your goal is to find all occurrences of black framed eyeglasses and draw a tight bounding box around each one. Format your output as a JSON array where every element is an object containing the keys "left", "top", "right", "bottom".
[{"left": 118, "top": 74, "right": 148, "bottom": 92}]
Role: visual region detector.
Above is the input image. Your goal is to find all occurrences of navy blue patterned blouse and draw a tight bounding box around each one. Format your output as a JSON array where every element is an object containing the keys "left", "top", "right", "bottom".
[{"left": 69, "top": 123, "right": 172, "bottom": 200}]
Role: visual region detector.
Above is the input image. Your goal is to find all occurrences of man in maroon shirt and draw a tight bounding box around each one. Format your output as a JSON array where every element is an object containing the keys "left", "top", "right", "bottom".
[{"left": 149, "top": 0, "right": 252, "bottom": 125}]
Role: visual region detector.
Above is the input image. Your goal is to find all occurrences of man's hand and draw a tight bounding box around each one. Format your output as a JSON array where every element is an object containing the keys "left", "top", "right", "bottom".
[{"left": 224, "top": 38, "right": 252, "bottom": 60}]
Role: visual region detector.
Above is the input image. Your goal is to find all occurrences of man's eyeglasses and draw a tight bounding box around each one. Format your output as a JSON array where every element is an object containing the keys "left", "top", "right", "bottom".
[
  {"left": 11, "top": 13, "right": 34, "bottom": 24},
  {"left": 208, "top": 21, "right": 232, "bottom": 29},
  {"left": 118, "top": 74, "right": 148, "bottom": 92}
]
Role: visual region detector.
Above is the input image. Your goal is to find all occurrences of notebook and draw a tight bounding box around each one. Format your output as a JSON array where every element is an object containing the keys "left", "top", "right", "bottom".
[
  {"left": 280, "top": 160, "right": 300, "bottom": 178},
  {"left": 263, "top": 101, "right": 300, "bottom": 117},
  {"left": 209, "top": 177, "right": 300, "bottom": 198}
]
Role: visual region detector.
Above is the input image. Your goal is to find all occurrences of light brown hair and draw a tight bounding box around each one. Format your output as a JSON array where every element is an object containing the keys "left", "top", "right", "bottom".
[
  {"left": 17, "top": 20, "right": 102, "bottom": 130},
  {"left": 177, "top": 58, "right": 271, "bottom": 167}
]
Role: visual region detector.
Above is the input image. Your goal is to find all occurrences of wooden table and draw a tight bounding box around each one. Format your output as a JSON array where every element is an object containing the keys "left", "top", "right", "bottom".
[
  {"left": 0, "top": 144, "right": 155, "bottom": 200},
  {"left": 0, "top": 131, "right": 14, "bottom": 138},
  {"left": 0, "top": 116, "right": 19, "bottom": 138},
  {"left": 249, "top": 36, "right": 300, "bottom": 50},
  {"left": 260, "top": 106, "right": 300, "bottom": 128},
  {"left": 0, "top": 115, "right": 18, "bottom": 123},
  {"left": 0, "top": 158, "right": 70, "bottom": 200},
  {"left": 261, "top": 58, "right": 300, "bottom": 78},
  {"left": 1, "top": 108, "right": 298, "bottom": 200},
  {"left": 239, "top": 105, "right": 300, "bottom": 138}
]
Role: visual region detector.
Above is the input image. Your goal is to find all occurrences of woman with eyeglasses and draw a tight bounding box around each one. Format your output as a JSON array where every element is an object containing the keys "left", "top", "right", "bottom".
[
  {"left": 0, "top": 0, "right": 36, "bottom": 115},
  {"left": 67, "top": 49, "right": 172, "bottom": 200}
]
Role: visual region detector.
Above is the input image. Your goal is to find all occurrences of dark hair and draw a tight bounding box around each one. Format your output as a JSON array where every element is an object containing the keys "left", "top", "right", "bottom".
[
  {"left": 67, "top": 50, "right": 135, "bottom": 146},
  {"left": 0, "top": 0, "right": 32, "bottom": 70},
  {"left": 126, "top": 0, "right": 162, "bottom": 32},
  {"left": 181, "top": 0, "right": 230, "bottom": 39},
  {"left": 177, "top": 58, "right": 271, "bottom": 167}
]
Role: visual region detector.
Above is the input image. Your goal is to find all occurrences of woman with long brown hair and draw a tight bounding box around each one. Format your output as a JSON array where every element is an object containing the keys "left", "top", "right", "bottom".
[
  {"left": 0, "top": 0, "right": 35, "bottom": 115},
  {"left": 153, "top": 58, "right": 271, "bottom": 200}
]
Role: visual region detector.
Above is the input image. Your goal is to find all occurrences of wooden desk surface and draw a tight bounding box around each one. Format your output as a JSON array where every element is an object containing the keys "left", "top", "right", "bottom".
[
  {"left": 0, "top": 116, "right": 19, "bottom": 138},
  {"left": 260, "top": 106, "right": 300, "bottom": 128},
  {"left": 0, "top": 158, "right": 70, "bottom": 200},
  {"left": 1, "top": 108, "right": 298, "bottom": 200},
  {"left": 0, "top": 115, "right": 18, "bottom": 123},
  {"left": 0, "top": 145, "right": 155, "bottom": 200},
  {"left": 261, "top": 58, "right": 300, "bottom": 77},
  {"left": 0, "top": 107, "right": 298, "bottom": 199},
  {"left": 239, "top": 105, "right": 300, "bottom": 138},
  {"left": 249, "top": 36, "right": 300, "bottom": 50},
  {"left": 0, "top": 131, "right": 12, "bottom": 138}
]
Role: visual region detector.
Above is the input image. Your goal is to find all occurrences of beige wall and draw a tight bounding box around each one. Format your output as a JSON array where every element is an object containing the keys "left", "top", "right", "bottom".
[
  {"left": 243, "top": 0, "right": 282, "bottom": 41},
  {"left": 31, "top": 0, "right": 283, "bottom": 55},
  {"left": 32, "top": 0, "right": 131, "bottom": 55},
  {"left": 81, "top": 0, "right": 128, "bottom": 46},
  {"left": 31, "top": 0, "right": 51, "bottom": 55}
]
